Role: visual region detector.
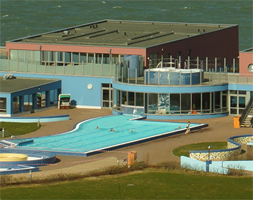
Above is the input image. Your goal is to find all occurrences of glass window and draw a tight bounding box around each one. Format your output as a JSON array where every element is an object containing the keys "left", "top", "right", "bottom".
[
  {"left": 148, "top": 93, "right": 158, "bottom": 114},
  {"left": 159, "top": 94, "right": 170, "bottom": 110},
  {"left": 121, "top": 91, "right": 127, "bottom": 105},
  {"left": 202, "top": 92, "right": 211, "bottom": 113},
  {"left": 80, "top": 53, "right": 86, "bottom": 63},
  {"left": 57, "top": 52, "right": 63, "bottom": 62},
  {"left": 103, "top": 54, "right": 110, "bottom": 64},
  {"left": 214, "top": 91, "right": 221, "bottom": 112},
  {"left": 96, "top": 54, "right": 102, "bottom": 64},
  {"left": 13, "top": 96, "right": 19, "bottom": 113},
  {"left": 170, "top": 94, "right": 180, "bottom": 113},
  {"left": 72, "top": 53, "right": 79, "bottom": 64},
  {"left": 230, "top": 96, "right": 237, "bottom": 107},
  {"left": 0, "top": 98, "right": 7, "bottom": 113},
  {"left": 103, "top": 90, "right": 109, "bottom": 101},
  {"left": 88, "top": 53, "right": 94, "bottom": 63},
  {"left": 136, "top": 93, "right": 144, "bottom": 106},
  {"left": 230, "top": 90, "right": 237, "bottom": 94},
  {"left": 192, "top": 93, "right": 201, "bottom": 111},
  {"left": 65, "top": 52, "right": 71, "bottom": 63},
  {"left": 239, "top": 97, "right": 245, "bottom": 108},
  {"left": 128, "top": 92, "right": 135, "bottom": 106},
  {"left": 181, "top": 94, "right": 191, "bottom": 113},
  {"left": 239, "top": 91, "right": 246, "bottom": 95}
]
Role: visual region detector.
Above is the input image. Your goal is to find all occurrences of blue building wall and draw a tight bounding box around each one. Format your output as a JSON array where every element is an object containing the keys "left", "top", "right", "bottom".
[
  {"left": 0, "top": 93, "right": 11, "bottom": 115},
  {"left": 113, "top": 82, "right": 228, "bottom": 93},
  {"left": 0, "top": 73, "right": 112, "bottom": 108},
  {"left": 228, "top": 83, "right": 253, "bottom": 91}
]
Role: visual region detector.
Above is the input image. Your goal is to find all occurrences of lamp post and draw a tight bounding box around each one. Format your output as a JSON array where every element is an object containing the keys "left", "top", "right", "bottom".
[{"left": 206, "top": 145, "right": 213, "bottom": 172}]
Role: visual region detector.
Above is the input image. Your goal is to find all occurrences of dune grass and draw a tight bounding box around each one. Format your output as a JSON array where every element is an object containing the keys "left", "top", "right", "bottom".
[
  {"left": 1, "top": 171, "right": 252, "bottom": 199},
  {"left": 0, "top": 122, "right": 40, "bottom": 138},
  {"left": 173, "top": 141, "right": 227, "bottom": 157}
]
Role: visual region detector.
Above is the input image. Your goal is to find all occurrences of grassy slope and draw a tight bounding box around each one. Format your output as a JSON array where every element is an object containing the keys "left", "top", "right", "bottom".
[
  {"left": 1, "top": 172, "right": 252, "bottom": 199},
  {"left": 173, "top": 142, "right": 227, "bottom": 157},
  {"left": 0, "top": 122, "right": 39, "bottom": 138}
]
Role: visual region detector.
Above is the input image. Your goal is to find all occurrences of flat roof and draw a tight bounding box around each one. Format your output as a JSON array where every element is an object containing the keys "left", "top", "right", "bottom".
[
  {"left": 0, "top": 76, "right": 60, "bottom": 93},
  {"left": 10, "top": 19, "right": 236, "bottom": 48}
]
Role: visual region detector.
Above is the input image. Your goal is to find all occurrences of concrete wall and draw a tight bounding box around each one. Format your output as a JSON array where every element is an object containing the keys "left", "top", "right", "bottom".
[{"left": 190, "top": 134, "right": 253, "bottom": 160}]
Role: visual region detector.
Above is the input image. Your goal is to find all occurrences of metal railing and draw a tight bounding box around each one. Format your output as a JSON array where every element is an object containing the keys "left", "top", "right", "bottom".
[
  {"left": 0, "top": 58, "right": 116, "bottom": 77},
  {"left": 239, "top": 95, "right": 253, "bottom": 127}
]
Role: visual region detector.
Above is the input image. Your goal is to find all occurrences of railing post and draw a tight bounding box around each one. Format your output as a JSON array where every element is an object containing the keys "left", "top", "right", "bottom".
[
  {"left": 219, "top": 68, "right": 221, "bottom": 84},
  {"left": 224, "top": 58, "right": 226, "bottom": 72},
  {"left": 122, "top": 66, "right": 123, "bottom": 82},
  {"left": 233, "top": 58, "right": 235, "bottom": 73},
  {"left": 82, "top": 60, "right": 84, "bottom": 75},
  {"left": 169, "top": 70, "right": 171, "bottom": 85},
  {"left": 190, "top": 70, "right": 192, "bottom": 85},
  {"left": 205, "top": 57, "right": 208, "bottom": 72},
  {"left": 17, "top": 57, "right": 19, "bottom": 71},
  {"left": 197, "top": 57, "right": 199, "bottom": 69},
  {"left": 135, "top": 69, "right": 137, "bottom": 84},
  {"left": 91, "top": 60, "right": 94, "bottom": 76},
  {"left": 148, "top": 69, "right": 150, "bottom": 85},
  {"left": 209, "top": 69, "right": 211, "bottom": 85},
  {"left": 200, "top": 70, "right": 202, "bottom": 85},
  {"left": 158, "top": 70, "right": 160, "bottom": 85},
  {"left": 179, "top": 71, "right": 182, "bottom": 85},
  {"left": 187, "top": 56, "right": 190, "bottom": 69},
  {"left": 215, "top": 57, "right": 217, "bottom": 72}
]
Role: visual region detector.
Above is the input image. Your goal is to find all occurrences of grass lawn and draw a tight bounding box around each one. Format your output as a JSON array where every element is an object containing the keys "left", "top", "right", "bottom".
[
  {"left": 173, "top": 142, "right": 227, "bottom": 157},
  {"left": 0, "top": 122, "right": 40, "bottom": 138},
  {"left": 1, "top": 171, "right": 252, "bottom": 199}
]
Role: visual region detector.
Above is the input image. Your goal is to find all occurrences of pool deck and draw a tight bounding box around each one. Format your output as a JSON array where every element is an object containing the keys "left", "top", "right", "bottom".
[{"left": 4, "top": 107, "right": 253, "bottom": 178}]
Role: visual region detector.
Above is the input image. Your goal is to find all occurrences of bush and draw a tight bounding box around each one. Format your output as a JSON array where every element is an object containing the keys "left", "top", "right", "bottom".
[{"left": 156, "top": 161, "right": 180, "bottom": 170}]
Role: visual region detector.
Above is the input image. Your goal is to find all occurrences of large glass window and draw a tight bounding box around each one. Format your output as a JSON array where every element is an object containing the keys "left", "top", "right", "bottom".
[
  {"left": 148, "top": 93, "right": 158, "bottom": 114},
  {"left": 202, "top": 93, "right": 211, "bottom": 113},
  {"left": 121, "top": 91, "right": 127, "bottom": 105},
  {"left": 136, "top": 93, "right": 144, "bottom": 106},
  {"left": 181, "top": 94, "right": 191, "bottom": 113},
  {"left": 192, "top": 93, "right": 201, "bottom": 112},
  {"left": 80, "top": 53, "right": 86, "bottom": 64},
  {"left": 13, "top": 96, "right": 19, "bottom": 113},
  {"left": 88, "top": 53, "right": 94, "bottom": 63},
  {"left": 170, "top": 94, "right": 180, "bottom": 113},
  {"left": 214, "top": 91, "right": 221, "bottom": 113},
  {"left": 128, "top": 92, "right": 135, "bottom": 106}
]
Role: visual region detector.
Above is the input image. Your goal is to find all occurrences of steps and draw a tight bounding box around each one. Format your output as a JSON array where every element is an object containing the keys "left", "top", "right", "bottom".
[{"left": 240, "top": 106, "right": 253, "bottom": 128}]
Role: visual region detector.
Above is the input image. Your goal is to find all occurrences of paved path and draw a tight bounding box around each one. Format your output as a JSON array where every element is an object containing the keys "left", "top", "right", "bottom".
[{"left": 8, "top": 108, "right": 253, "bottom": 178}]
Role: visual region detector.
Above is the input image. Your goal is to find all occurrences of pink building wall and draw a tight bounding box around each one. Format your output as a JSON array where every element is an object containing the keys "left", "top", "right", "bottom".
[{"left": 239, "top": 51, "right": 253, "bottom": 75}]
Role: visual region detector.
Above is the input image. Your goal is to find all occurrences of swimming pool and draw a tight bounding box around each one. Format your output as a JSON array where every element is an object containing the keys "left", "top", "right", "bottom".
[{"left": 11, "top": 115, "right": 207, "bottom": 156}]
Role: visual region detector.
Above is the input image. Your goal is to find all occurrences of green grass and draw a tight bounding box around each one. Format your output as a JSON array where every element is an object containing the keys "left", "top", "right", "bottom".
[
  {"left": 1, "top": 171, "right": 252, "bottom": 199},
  {"left": 173, "top": 142, "right": 227, "bottom": 157},
  {"left": 0, "top": 122, "right": 40, "bottom": 138}
]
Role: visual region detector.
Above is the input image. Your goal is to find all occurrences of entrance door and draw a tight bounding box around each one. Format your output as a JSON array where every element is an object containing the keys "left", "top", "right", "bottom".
[{"left": 102, "top": 84, "right": 113, "bottom": 108}]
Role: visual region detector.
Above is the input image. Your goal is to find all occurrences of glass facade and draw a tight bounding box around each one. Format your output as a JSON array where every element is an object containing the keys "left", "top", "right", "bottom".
[{"left": 114, "top": 90, "right": 229, "bottom": 115}]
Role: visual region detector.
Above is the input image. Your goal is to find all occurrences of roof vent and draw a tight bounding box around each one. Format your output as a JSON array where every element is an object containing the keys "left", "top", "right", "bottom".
[
  {"left": 3, "top": 74, "right": 16, "bottom": 80},
  {"left": 63, "top": 30, "right": 69, "bottom": 35}
]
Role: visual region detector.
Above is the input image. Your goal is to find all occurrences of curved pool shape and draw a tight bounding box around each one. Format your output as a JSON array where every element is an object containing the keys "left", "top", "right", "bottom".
[
  {"left": 0, "top": 153, "right": 28, "bottom": 161},
  {"left": 13, "top": 115, "right": 207, "bottom": 156}
]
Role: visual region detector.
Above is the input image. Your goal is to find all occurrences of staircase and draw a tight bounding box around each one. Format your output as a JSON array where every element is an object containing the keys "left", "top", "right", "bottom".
[{"left": 240, "top": 96, "right": 253, "bottom": 128}]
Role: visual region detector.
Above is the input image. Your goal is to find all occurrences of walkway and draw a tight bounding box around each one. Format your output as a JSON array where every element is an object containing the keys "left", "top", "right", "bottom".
[{"left": 9, "top": 108, "right": 253, "bottom": 178}]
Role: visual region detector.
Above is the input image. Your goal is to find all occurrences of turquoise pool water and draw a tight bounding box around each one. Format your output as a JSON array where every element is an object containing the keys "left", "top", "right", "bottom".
[{"left": 16, "top": 115, "right": 203, "bottom": 154}]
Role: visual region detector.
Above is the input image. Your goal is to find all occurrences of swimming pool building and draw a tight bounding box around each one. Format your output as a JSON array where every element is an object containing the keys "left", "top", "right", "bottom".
[{"left": 0, "top": 19, "right": 252, "bottom": 123}]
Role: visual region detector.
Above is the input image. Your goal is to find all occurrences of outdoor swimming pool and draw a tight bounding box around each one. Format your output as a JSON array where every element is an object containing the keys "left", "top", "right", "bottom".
[{"left": 12, "top": 115, "right": 207, "bottom": 156}]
